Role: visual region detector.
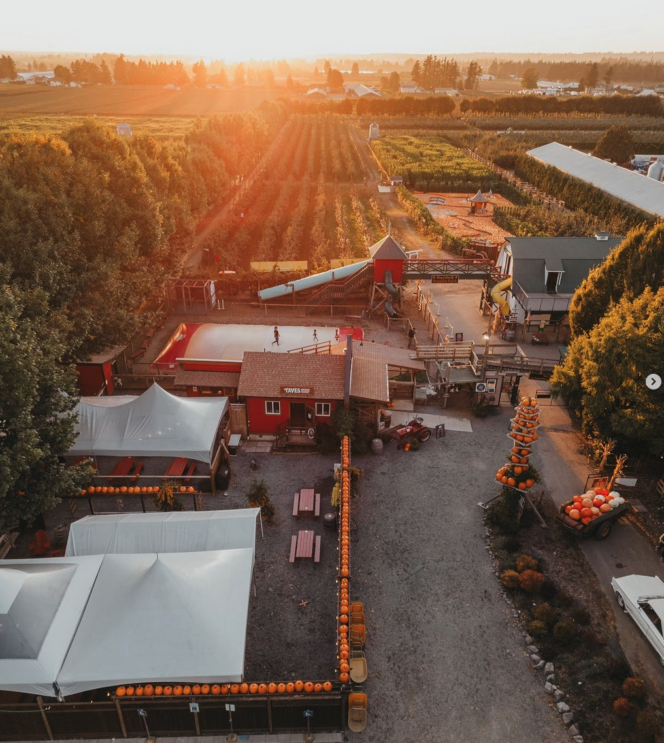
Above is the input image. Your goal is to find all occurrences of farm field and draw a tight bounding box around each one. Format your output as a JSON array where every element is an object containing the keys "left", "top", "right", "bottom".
[
  {"left": 0, "top": 84, "right": 283, "bottom": 117},
  {"left": 0, "top": 113, "right": 201, "bottom": 138},
  {"left": 371, "top": 135, "right": 497, "bottom": 189},
  {"left": 413, "top": 191, "right": 514, "bottom": 244},
  {"left": 203, "top": 114, "right": 387, "bottom": 270}
]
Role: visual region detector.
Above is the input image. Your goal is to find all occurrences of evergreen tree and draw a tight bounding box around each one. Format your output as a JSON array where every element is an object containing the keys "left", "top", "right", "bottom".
[
  {"left": 327, "top": 68, "right": 344, "bottom": 90},
  {"left": 592, "top": 123, "right": 634, "bottom": 165},
  {"left": 411, "top": 60, "right": 422, "bottom": 85},
  {"left": 351, "top": 62, "right": 359, "bottom": 75},
  {"left": 388, "top": 71, "right": 401, "bottom": 92},
  {"left": 193, "top": 60, "right": 208, "bottom": 88},
  {"left": 99, "top": 59, "right": 112, "bottom": 84},
  {"left": 0, "top": 54, "right": 17, "bottom": 79}
]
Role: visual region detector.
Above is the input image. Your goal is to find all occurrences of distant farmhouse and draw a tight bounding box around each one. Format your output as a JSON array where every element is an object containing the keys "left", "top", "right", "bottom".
[
  {"left": 399, "top": 81, "right": 427, "bottom": 94},
  {"left": 345, "top": 84, "right": 381, "bottom": 99},
  {"left": 306, "top": 87, "right": 328, "bottom": 99}
]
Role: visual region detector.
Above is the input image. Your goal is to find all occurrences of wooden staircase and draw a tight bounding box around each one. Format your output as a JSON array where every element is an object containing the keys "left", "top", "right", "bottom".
[{"left": 305, "top": 263, "right": 374, "bottom": 307}]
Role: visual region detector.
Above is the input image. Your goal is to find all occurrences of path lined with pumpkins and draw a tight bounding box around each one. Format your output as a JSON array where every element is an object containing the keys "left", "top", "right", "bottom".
[{"left": 113, "top": 436, "right": 363, "bottom": 708}]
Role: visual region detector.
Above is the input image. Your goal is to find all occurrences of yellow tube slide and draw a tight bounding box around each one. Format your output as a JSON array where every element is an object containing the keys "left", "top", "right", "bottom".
[{"left": 490, "top": 276, "right": 513, "bottom": 317}]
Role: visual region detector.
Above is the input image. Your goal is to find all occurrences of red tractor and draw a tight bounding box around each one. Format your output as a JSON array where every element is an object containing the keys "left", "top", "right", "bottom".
[{"left": 390, "top": 417, "right": 432, "bottom": 450}]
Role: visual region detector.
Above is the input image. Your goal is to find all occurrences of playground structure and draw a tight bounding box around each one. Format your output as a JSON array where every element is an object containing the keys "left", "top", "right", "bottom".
[{"left": 257, "top": 236, "right": 507, "bottom": 322}]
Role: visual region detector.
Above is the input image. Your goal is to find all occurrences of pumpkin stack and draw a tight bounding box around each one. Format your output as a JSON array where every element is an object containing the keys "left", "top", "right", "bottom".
[
  {"left": 338, "top": 436, "right": 352, "bottom": 685},
  {"left": 495, "top": 397, "right": 541, "bottom": 492}
]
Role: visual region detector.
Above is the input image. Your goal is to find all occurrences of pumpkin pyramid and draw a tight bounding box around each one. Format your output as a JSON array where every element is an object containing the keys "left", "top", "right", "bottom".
[{"left": 495, "top": 397, "right": 541, "bottom": 491}]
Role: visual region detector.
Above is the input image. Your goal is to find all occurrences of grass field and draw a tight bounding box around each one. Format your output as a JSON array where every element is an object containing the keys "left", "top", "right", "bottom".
[
  {"left": 0, "top": 114, "right": 205, "bottom": 138},
  {"left": 0, "top": 84, "right": 283, "bottom": 119}
]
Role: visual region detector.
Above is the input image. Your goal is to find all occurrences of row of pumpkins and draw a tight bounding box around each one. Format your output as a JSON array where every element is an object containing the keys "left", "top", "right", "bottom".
[
  {"left": 495, "top": 398, "right": 541, "bottom": 491},
  {"left": 112, "top": 444, "right": 357, "bottom": 701},
  {"left": 563, "top": 488, "right": 627, "bottom": 524},
  {"left": 80, "top": 486, "right": 196, "bottom": 495},
  {"left": 116, "top": 681, "right": 334, "bottom": 697},
  {"left": 337, "top": 436, "right": 353, "bottom": 685}
]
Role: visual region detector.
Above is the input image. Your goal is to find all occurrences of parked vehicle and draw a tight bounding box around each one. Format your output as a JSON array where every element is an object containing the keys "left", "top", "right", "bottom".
[
  {"left": 390, "top": 417, "right": 432, "bottom": 450},
  {"left": 556, "top": 500, "right": 631, "bottom": 540},
  {"left": 612, "top": 575, "right": 664, "bottom": 667}
]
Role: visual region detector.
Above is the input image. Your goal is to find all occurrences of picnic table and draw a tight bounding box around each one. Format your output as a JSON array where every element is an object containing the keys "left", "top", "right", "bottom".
[
  {"left": 293, "top": 488, "right": 321, "bottom": 518},
  {"left": 163, "top": 457, "right": 189, "bottom": 478},
  {"left": 289, "top": 530, "right": 321, "bottom": 563},
  {"left": 109, "top": 457, "right": 135, "bottom": 482}
]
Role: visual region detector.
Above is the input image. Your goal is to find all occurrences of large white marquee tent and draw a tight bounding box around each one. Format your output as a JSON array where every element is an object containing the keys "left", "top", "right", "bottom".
[
  {"left": 65, "top": 509, "right": 260, "bottom": 557},
  {"left": 0, "top": 511, "right": 258, "bottom": 698},
  {"left": 69, "top": 384, "right": 228, "bottom": 464}
]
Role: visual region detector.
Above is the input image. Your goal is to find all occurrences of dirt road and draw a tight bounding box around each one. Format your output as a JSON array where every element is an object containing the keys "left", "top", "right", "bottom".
[
  {"left": 523, "top": 381, "right": 664, "bottom": 693},
  {"left": 348, "top": 123, "right": 441, "bottom": 259}
]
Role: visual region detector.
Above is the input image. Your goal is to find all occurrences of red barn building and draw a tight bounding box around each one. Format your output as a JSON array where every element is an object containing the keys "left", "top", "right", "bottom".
[
  {"left": 237, "top": 352, "right": 347, "bottom": 444},
  {"left": 370, "top": 235, "right": 407, "bottom": 283}
]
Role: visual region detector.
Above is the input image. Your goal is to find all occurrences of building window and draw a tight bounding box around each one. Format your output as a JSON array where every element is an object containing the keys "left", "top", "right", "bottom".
[
  {"left": 315, "top": 402, "right": 331, "bottom": 417},
  {"left": 546, "top": 271, "right": 561, "bottom": 293},
  {"left": 265, "top": 401, "right": 281, "bottom": 415}
]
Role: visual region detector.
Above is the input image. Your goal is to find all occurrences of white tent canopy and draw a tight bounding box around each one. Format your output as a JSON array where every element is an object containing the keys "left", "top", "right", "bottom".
[
  {"left": 70, "top": 384, "right": 228, "bottom": 464},
  {"left": 57, "top": 550, "right": 254, "bottom": 695},
  {"left": 65, "top": 509, "right": 260, "bottom": 557},
  {"left": 0, "top": 556, "right": 104, "bottom": 696}
]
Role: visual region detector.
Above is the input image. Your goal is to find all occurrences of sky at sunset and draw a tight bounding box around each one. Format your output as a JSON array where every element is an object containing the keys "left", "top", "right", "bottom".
[{"left": 1, "top": 0, "right": 663, "bottom": 60}]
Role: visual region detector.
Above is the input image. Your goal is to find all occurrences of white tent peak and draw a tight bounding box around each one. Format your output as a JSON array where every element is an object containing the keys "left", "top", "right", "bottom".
[{"left": 71, "top": 384, "right": 228, "bottom": 464}]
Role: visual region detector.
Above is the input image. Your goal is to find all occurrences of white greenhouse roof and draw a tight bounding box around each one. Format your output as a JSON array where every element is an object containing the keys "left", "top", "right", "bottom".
[
  {"left": 65, "top": 509, "right": 260, "bottom": 557},
  {"left": 70, "top": 384, "right": 228, "bottom": 464},
  {"left": 0, "top": 556, "right": 104, "bottom": 696},
  {"left": 527, "top": 142, "right": 664, "bottom": 219}
]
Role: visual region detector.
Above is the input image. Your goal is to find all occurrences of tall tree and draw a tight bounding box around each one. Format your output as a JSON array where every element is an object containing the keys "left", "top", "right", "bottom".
[
  {"left": 521, "top": 67, "right": 539, "bottom": 89},
  {"left": 234, "top": 62, "right": 245, "bottom": 86},
  {"left": 351, "top": 61, "right": 359, "bottom": 75},
  {"left": 465, "top": 61, "right": 481, "bottom": 91},
  {"left": 411, "top": 60, "right": 422, "bottom": 85},
  {"left": 552, "top": 287, "right": 664, "bottom": 456},
  {"left": 99, "top": 59, "right": 112, "bottom": 84},
  {"left": 604, "top": 65, "right": 614, "bottom": 86},
  {"left": 0, "top": 54, "right": 17, "bottom": 79},
  {"left": 388, "top": 71, "right": 401, "bottom": 93},
  {"left": 0, "top": 278, "right": 91, "bottom": 531},
  {"left": 192, "top": 60, "right": 208, "bottom": 88},
  {"left": 327, "top": 68, "right": 344, "bottom": 90},
  {"left": 592, "top": 123, "right": 634, "bottom": 165},
  {"left": 54, "top": 64, "right": 72, "bottom": 84}
]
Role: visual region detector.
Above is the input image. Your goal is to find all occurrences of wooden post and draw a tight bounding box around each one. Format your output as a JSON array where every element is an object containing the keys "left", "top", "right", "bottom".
[
  {"left": 193, "top": 709, "right": 201, "bottom": 735},
  {"left": 267, "top": 697, "right": 273, "bottom": 733},
  {"left": 36, "top": 697, "right": 53, "bottom": 741},
  {"left": 114, "top": 698, "right": 128, "bottom": 738}
]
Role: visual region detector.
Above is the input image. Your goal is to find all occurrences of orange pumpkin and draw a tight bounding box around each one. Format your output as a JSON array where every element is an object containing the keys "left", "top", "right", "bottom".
[
  {"left": 268, "top": 683, "right": 277, "bottom": 694},
  {"left": 221, "top": 684, "right": 229, "bottom": 695},
  {"left": 163, "top": 686, "right": 173, "bottom": 696},
  {"left": 340, "top": 650, "right": 349, "bottom": 660},
  {"left": 249, "top": 684, "right": 259, "bottom": 694},
  {"left": 340, "top": 662, "right": 350, "bottom": 673},
  {"left": 116, "top": 686, "right": 126, "bottom": 697},
  {"left": 286, "top": 682, "right": 295, "bottom": 693},
  {"left": 569, "top": 509, "right": 581, "bottom": 520},
  {"left": 155, "top": 686, "right": 163, "bottom": 696},
  {"left": 211, "top": 684, "right": 221, "bottom": 695},
  {"left": 144, "top": 684, "right": 154, "bottom": 696},
  {"left": 239, "top": 683, "right": 248, "bottom": 694},
  {"left": 173, "top": 686, "right": 183, "bottom": 696},
  {"left": 600, "top": 503, "right": 611, "bottom": 513},
  {"left": 339, "top": 673, "right": 350, "bottom": 684},
  {"left": 135, "top": 686, "right": 144, "bottom": 696},
  {"left": 526, "top": 479, "right": 535, "bottom": 487},
  {"left": 258, "top": 683, "right": 268, "bottom": 695},
  {"left": 304, "top": 682, "right": 314, "bottom": 692},
  {"left": 277, "top": 683, "right": 286, "bottom": 693},
  {"left": 295, "top": 680, "right": 304, "bottom": 692},
  {"left": 201, "top": 684, "right": 210, "bottom": 695},
  {"left": 183, "top": 686, "right": 191, "bottom": 695},
  {"left": 230, "top": 684, "right": 239, "bottom": 694},
  {"left": 192, "top": 684, "right": 201, "bottom": 695},
  {"left": 507, "top": 478, "right": 516, "bottom": 487},
  {"left": 323, "top": 681, "right": 332, "bottom": 692},
  {"left": 518, "top": 482, "right": 527, "bottom": 490},
  {"left": 314, "top": 683, "right": 323, "bottom": 692},
  {"left": 341, "top": 567, "right": 349, "bottom": 577}
]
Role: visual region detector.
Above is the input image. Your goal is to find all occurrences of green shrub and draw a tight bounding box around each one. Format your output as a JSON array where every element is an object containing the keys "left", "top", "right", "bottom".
[
  {"left": 500, "top": 569, "right": 520, "bottom": 589},
  {"left": 571, "top": 608, "right": 591, "bottom": 626},
  {"left": 612, "top": 697, "right": 636, "bottom": 718},
  {"left": 532, "top": 603, "right": 557, "bottom": 626},
  {"left": 528, "top": 619, "right": 548, "bottom": 637},
  {"left": 493, "top": 549, "right": 516, "bottom": 571},
  {"left": 519, "top": 569, "right": 545, "bottom": 593},
  {"left": 622, "top": 677, "right": 646, "bottom": 699},
  {"left": 636, "top": 709, "right": 660, "bottom": 736},
  {"left": 553, "top": 619, "right": 576, "bottom": 642},
  {"left": 494, "top": 535, "right": 522, "bottom": 553},
  {"left": 515, "top": 554, "right": 539, "bottom": 573},
  {"left": 486, "top": 489, "right": 523, "bottom": 534}
]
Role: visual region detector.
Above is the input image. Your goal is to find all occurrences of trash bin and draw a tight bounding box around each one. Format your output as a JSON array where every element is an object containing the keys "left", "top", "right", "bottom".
[
  {"left": 371, "top": 438, "right": 384, "bottom": 455},
  {"left": 323, "top": 512, "right": 338, "bottom": 531}
]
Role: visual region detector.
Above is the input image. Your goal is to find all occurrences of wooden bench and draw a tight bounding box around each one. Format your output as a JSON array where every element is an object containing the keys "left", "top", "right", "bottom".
[
  {"left": 314, "top": 535, "right": 321, "bottom": 564},
  {"left": 293, "top": 489, "right": 321, "bottom": 518},
  {"left": 289, "top": 535, "right": 298, "bottom": 563},
  {"left": 289, "top": 530, "right": 320, "bottom": 563},
  {"left": 292, "top": 492, "right": 300, "bottom": 517}
]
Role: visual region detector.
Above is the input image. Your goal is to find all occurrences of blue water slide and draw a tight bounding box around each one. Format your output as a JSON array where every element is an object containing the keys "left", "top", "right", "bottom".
[{"left": 257, "top": 260, "right": 371, "bottom": 301}]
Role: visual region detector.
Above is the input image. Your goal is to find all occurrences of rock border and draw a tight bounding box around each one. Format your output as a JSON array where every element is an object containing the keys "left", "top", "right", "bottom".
[{"left": 485, "top": 526, "right": 583, "bottom": 743}]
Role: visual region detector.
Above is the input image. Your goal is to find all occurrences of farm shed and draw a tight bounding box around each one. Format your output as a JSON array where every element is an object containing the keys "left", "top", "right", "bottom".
[
  {"left": 306, "top": 87, "right": 328, "bottom": 99},
  {"left": 527, "top": 142, "right": 664, "bottom": 220},
  {"left": 237, "top": 352, "right": 346, "bottom": 439},
  {"left": 75, "top": 345, "right": 127, "bottom": 396},
  {"left": 166, "top": 278, "right": 216, "bottom": 314}
]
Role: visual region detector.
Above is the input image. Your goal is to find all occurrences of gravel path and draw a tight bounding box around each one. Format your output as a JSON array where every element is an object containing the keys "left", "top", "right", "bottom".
[{"left": 347, "top": 408, "right": 567, "bottom": 743}]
